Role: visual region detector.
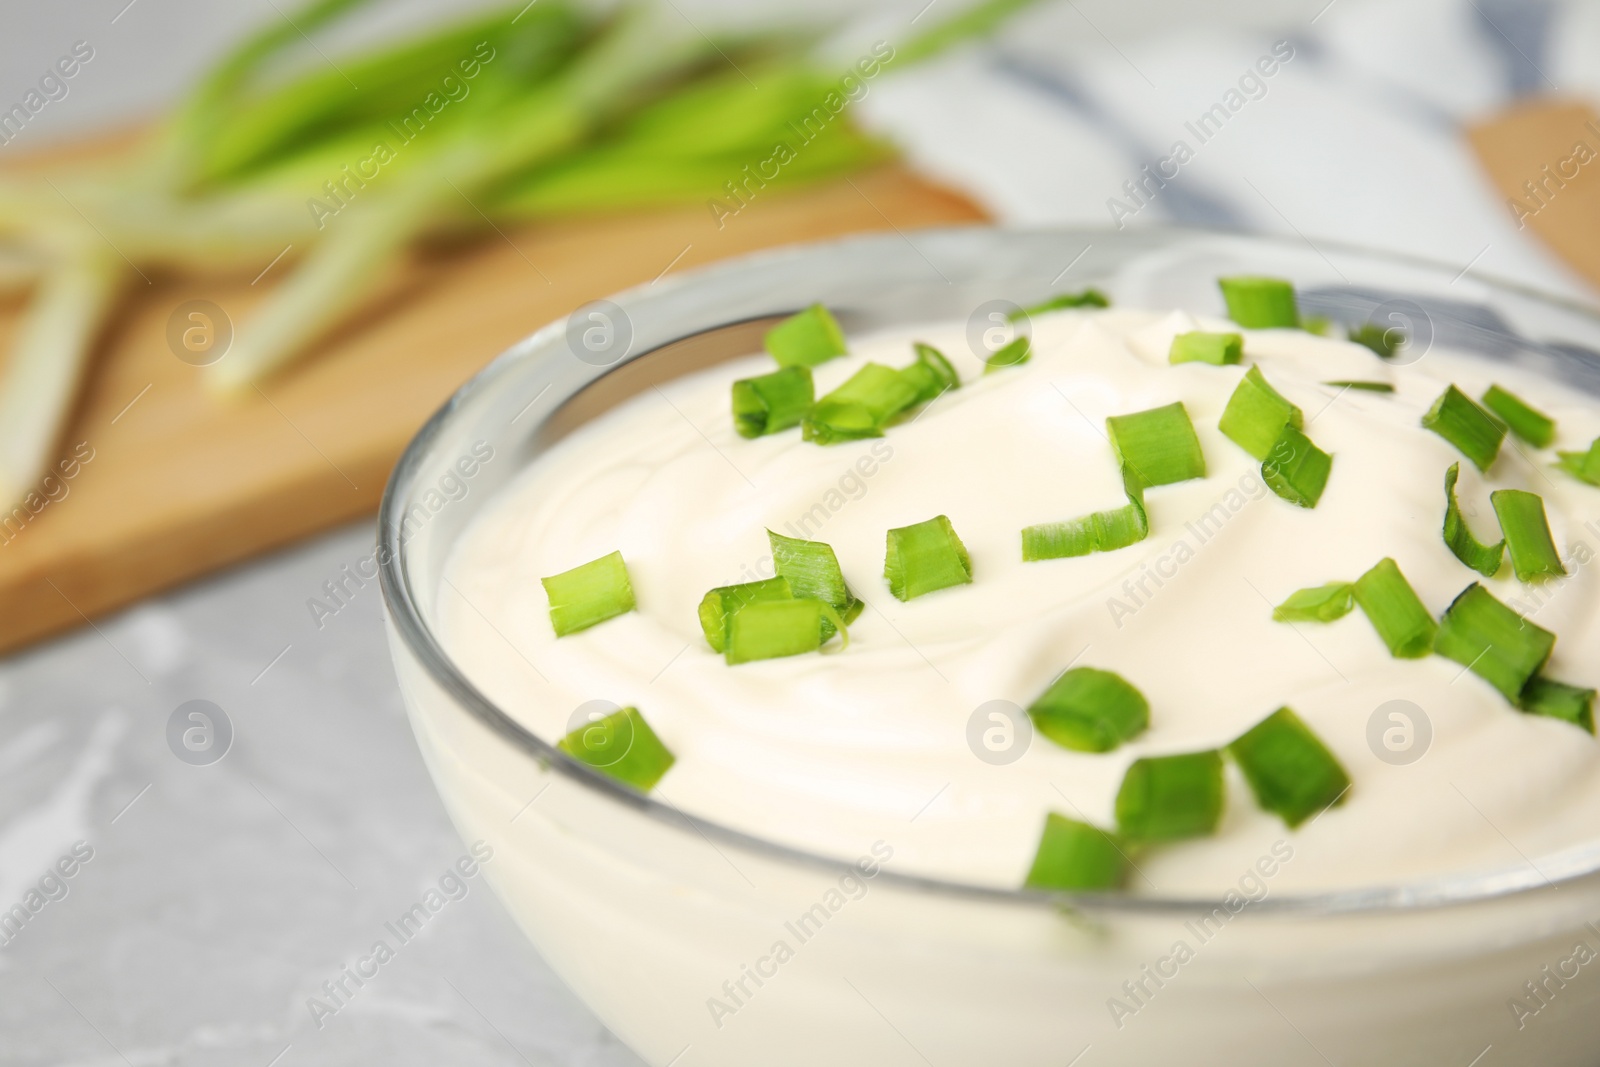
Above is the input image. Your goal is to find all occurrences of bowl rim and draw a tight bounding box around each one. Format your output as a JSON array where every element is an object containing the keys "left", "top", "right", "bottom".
[{"left": 378, "top": 223, "right": 1600, "bottom": 917}]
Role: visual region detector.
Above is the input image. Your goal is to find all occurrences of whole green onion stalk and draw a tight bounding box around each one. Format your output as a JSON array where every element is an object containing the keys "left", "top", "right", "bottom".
[{"left": 0, "top": 0, "right": 1041, "bottom": 508}]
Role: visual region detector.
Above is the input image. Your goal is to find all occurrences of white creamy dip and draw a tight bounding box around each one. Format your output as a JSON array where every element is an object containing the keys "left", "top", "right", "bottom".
[{"left": 438, "top": 307, "right": 1600, "bottom": 897}]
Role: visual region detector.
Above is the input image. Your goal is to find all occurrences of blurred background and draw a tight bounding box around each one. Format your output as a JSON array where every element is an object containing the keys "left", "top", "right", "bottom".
[{"left": 1, "top": 0, "right": 1598, "bottom": 1063}]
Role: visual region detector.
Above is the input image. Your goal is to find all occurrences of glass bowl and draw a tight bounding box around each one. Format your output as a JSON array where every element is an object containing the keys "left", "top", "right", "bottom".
[{"left": 379, "top": 227, "right": 1600, "bottom": 1067}]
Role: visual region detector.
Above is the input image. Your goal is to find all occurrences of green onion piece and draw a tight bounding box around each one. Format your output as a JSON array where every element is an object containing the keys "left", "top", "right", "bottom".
[
  {"left": 697, "top": 576, "right": 793, "bottom": 653},
  {"left": 1491, "top": 490, "right": 1567, "bottom": 582},
  {"left": 1010, "top": 289, "right": 1110, "bottom": 320},
  {"left": 1481, "top": 385, "right": 1555, "bottom": 448},
  {"left": 1434, "top": 583, "right": 1555, "bottom": 701},
  {"left": 542, "top": 550, "right": 637, "bottom": 636},
  {"left": 725, "top": 597, "right": 846, "bottom": 664},
  {"left": 732, "top": 365, "right": 813, "bottom": 439},
  {"left": 1556, "top": 438, "right": 1600, "bottom": 486},
  {"left": 1422, "top": 385, "right": 1505, "bottom": 472},
  {"left": 765, "top": 304, "right": 847, "bottom": 368},
  {"left": 802, "top": 362, "right": 921, "bottom": 444},
  {"left": 1352, "top": 558, "right": 1437, "bottom": 659},
  {"left": 884, "top": 514, "right": 972, "bottom": 600},
  {"left": 983, "top": 335, "right": 1032, "bottom": 374},
  {"left": 1261, "top": 424, "right": 1333, "bottom": 509},
  {"left": 1302, "top": 315, "right": 1334, "bottom": 337},
  {"left": 900, "top": 342, "right": 960, "bottom": 404},
  {"left": 1021, "top": 494, "right": 1148, "bottom": 560},
  {"left": 1219, "top": 366, "right": 1304, "bottom": 461},
  {"left": 1218, "top": 275, "right": 1299, "bottom": 329},
  {"left": 1023, "top": 813, "right": 1128, "bottom": 891},
  {"left": 1115, "top": 750, "right": 1226, "bottom": 843},
  {"left": 768, "top": 530, "right": 863, "bottom": 626},
  {"left": 557, "top": 706, "right": 675, "bottom": 792},
  {"left": 1027, "top": 667, "right": 1150, "bottom": 753},
  {"left": 1517, "top": 677, "right": 1596, "bottom": 734},
  {"left": 1323, "top": 380, "right": 1395, "bottom": 393},
  {"left": 1348, "top": 322, "right": 1403, "bottom": 359},
  {"left": 1107, "top": 401, "right": 1207, "bottom": 488},
  {"left": 1228, "top": 707, "right": 1350, "bottom": 828},
  {"left": 1168, "top": 330, "right": 1243, "bottom": 366},
  {"left": 1272, "top": 582, "right": 1355, "bottom": 623},
  {"left": 1443, "top": 463, "right": 1505, "bottom": 578}
]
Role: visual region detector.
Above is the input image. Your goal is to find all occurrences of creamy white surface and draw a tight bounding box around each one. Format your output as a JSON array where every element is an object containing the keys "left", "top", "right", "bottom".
[{"left": 439, "top": 308, "right": 1600, "bottom": 895}]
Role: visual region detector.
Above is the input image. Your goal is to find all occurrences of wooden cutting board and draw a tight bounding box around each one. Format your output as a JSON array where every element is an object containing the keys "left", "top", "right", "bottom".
[{"left": 0, "top": 153, "right": 985, "bottom": 654}]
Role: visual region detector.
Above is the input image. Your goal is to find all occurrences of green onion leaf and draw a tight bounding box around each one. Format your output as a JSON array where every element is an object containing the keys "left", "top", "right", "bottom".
[
  {"left": 802, "top": 363, "right": 921, "bottom": 444},
  {"left": 1107, "top": 402, "right": 1207, "bottom": 488},
  {"left": 1023, "top": 813, "right": 1128, "bottom": 891},
  {"left": 1434, "top": 583, "right": 1556, "bottom": 701},
  {"left": 1228, "top": 707, "right": 1351, "bottom": 828},
  {"left": 1323, "top": 380, "right": 1395, "bottom": 393},
  {"left": 900, "top": 342, "right": 960, "bottom": 405},
  {"left": 1218, "top": 275, "right": 1299, "bottom": 329},
  {"left": 1273, "top": 582, "right": 1355, "bottom": 623},
  {"left": 1518, "top": 677, "right": 1596, "bottom": 734},
  {"left": 1027, "top": 667, "right": 1150, "bottom": 753},
  {"left": 697, "top": 576, "right": 793, "bottom": 653},
  {"left": 1491, "top": 489, "right": 1567, "bottom": 582},
  {"left": 983, "top": 335, "right": 1032, "bottom": 374},
  {"left": 1348, "top": 322, "right": 1403, "bottom": 359},
  {"left": 732, "top": 365, "right": 813, "bottom": 438},
  {"left": 1352, "top": 558, "right": 1437, "bottom": 658},
  {"left": 1021, "top": 495, "right": 1148, "bottom": 560},
  {"left": 725, "top": 597, "right": 847, "bottom": 664},
  {"left": 884, "top": 514, "right": 972, "bottom": 600},
  {"left": 768, "top": 530, "right": 863, "bottom": 627},
  {"left": 1302, "top": 315, "right": 1335, "bottom": 337},
  {"left": 1010, "top": 289, "right": 1110, "bottom": 320},
  {"left": 1481, "top": 385, "right": 1555, "bottom": 448},
  {"left": 1115, "top": 750, "right": 1226, "bottom": 843},
  {"left": 1261, "top": 424, "right": 1333, "bottom": 508},
  {"left": 765, "top": 304, "right": 847, "bottom": 368},
  {"left": 1168, "top": 330, "right": 1243, "bottom": 366},
  {"left": 1219, "top": 366, "right": 1304, "bottom": 461},
  {"left": 557, "top": 706, "right": 675, "bottom": 792},
  {"left": 1422, "top": 385, "right": 1505, "bottom": 472},
  {"left": 542, "top": 550, "right": 637, "bottom": 636},
  {"left": 1443, "top": 463, "right": 1505, "bottom": 578},
  {"left": 1556, "top": 438, "right": 1600, "bottom": 487}
]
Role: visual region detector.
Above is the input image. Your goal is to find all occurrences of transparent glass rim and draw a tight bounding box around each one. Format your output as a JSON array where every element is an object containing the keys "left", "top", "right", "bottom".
[{"left": 379, "top": 224, "right": 1600, "bottom": 917}]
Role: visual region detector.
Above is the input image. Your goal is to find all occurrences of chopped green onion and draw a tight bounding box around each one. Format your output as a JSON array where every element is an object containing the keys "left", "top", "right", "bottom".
[
  {"left": 884, "top": 515, "right": 972, "bottom": 600},
  {"left": 1273, "top": 582, "right": 1355, "bottom": 623},
  {"left": 1115, "top": 750, "right": 1226, "bottom": 843},
  {"left": 1010, "top": 289, "right": 1110, "bottom": 320},
  {"left": 802, "top": 362, "right": 921, "bottom": 444},
  {"left": 1021, "top": 493, "right": 1148, "bottom": 560},
  {"left": 1168, "top": 331, "right": 1243, "bottom": 366},
  {"left": 1491, "top": 490, "right": 1567, "bottom": 583},
  {"left": 1228, "top": 707, "right": 1351, "bottom": 829},
  {"left": 1218, "top": 275, "right": 1299, "bottom": 329},
  {"left": 1323, "top": 380, "right": 1395, "bottom": 393},
  {"left": 697, "top": 576, "right": 793, "bottom": 653},
  {"left": 1518, "top": 677, "right": 1596, "bottom": 734},
  {"left": 732, "top": 365, "right": 813, "bottom": 438},
  {"left": 1261, "top": 424, "right": 1333, "bottom": 509},
  {"left": 768, "top": 530, "right": 863, "bottom": 626},
  {"left": 1556, "top": 438, "right": 1600, "bottom": 486},
  {"left": 1434, "top": 583, "right": 1555, "bottom": 701},
  {"left": 1026, "top": 667, "right": 1150, "bottom": 753},
  {"left": 1422, "top": 385, "right": 1505, "bottom": 472},
  {"left": 1023, "top": 813, "right": 1128, "bottom": 891},
  {"left": 1219, "top": 366, "right": 1304, "bottom": 461},
  {"left": 1348, "top": 322, "right": 1403, "bottom": 359},
  {"left": 1302, "top": 315, "right": 1334, "bottom": 337},
  {"left": 725, "top": 597, "right": 847, "bottom": 664},
  {"left": 1443, "top": 463, "right": 1504, "bottom": 578},
  {"left": 1107, "top": 402, "right": 1207, "bottom": 488},
  {"left": 557, "top": 706, "right": 675, "bottom": 792},
  {"left": 983, "top": 335, "right": 1031, "bottom": 374},
  {"left": 1352, "top": 558, "right": 1437, "bottom": 659},
  {"left": 542, "top": 550, "right": 637, "bottom": 636},
  {"left": 765, "top": 304, "right": 847, "bottom": 368},
  {"left": 900, "top": 342, "right": 960, "bottom": 404},
  {"left": 1481, "top": 385, "right": 1555, "bottom": 448}
]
